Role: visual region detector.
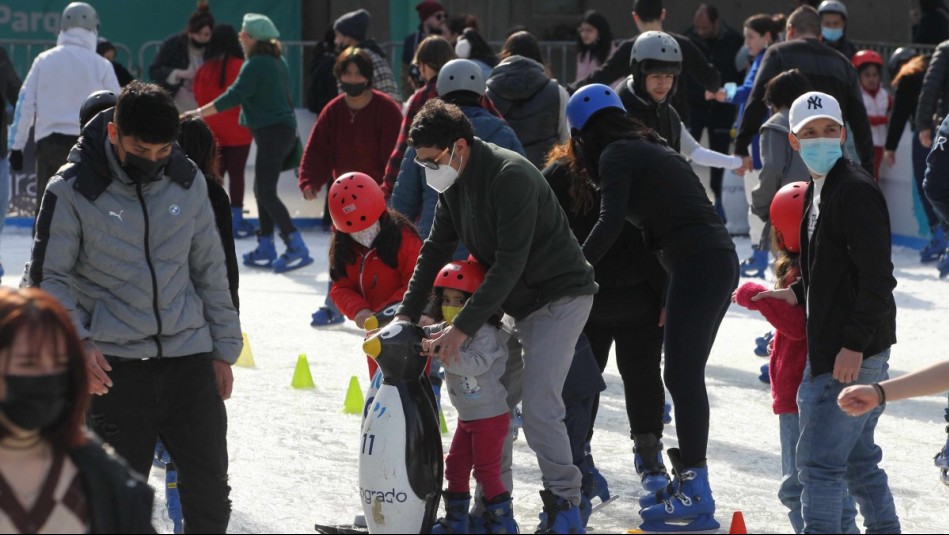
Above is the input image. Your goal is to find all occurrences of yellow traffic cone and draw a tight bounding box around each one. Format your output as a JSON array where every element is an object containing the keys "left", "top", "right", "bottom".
[
  {"left": 236, "top": 333, "right": 255, "bottom": 368},
  {"left": 291, "top": 354, "right": 315, "bottom": 389},
  {"left": 439, "top": 407, "right": 449, "bottom": 435},
  {"left": 343, "top": 376, "right": 364, "bottom": 414}
]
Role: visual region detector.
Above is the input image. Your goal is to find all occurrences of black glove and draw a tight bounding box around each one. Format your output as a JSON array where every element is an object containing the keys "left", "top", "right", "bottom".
[{"left": 8, "top": 150, "right": 22, "bottom": 172}]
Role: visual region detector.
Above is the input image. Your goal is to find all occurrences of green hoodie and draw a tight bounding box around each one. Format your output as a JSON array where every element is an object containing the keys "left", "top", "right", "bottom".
[{"left": 397, "top": 138, "right": 597, "bottom": 336}]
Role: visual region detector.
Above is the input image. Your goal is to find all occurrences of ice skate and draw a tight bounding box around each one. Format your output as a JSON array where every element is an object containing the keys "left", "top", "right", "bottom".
[
  {"left": 273, "top": 231, "right": 314, "bottom": 273},
  {"left": 639, "top": 448, "right": 719, "bottom": 533},
  {"left": 634, "top": 433, "right": 672, "bottom": 493},
  {"left": 432, "top": 492, "right": 470, "bottom": 534},
  {"left": 921, "top": 225, "right": 947, "bottom": 263},
  {"left": 935, "top": 425, "right": 949, "bottom": 486},
  {"left": 537, "top": 490, "right": 584, "bottom": 534},
  {"left": 243, "top": 234, "right": 276, "bottom": 268},
  {"left": 755, "top": 331, "right": 773, "bottom": 357},
  {"left": 740, "top": 247, "right": 768, "bottom": 279}
]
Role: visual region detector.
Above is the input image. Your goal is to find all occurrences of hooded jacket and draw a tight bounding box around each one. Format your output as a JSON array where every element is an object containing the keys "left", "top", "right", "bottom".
[
  {"left": 25, "top": 109, "right": 242, "bottom": 363},
  {"left": 617, "top": 76, "right": 682, "bottom": 153},
  {"left": 487, "top": 56, "right": 568, "bottom": 167},
  {"left": 753, "top": 109, "right": 811, "bottom": 222},
  {"left": 9, "top": 28, "right": 119, "bottom": 150}
]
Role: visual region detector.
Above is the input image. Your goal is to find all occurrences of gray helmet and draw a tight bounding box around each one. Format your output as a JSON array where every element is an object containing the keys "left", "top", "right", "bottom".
[
  {"left": 630, "top": 31, "right": 682, "bottom": 75},
  {"left": 61, "top": 2, "right": 99, "bottom": 32},
  {"left": 818, "top": 0, "right": 848, "bottom": 19},
  {"left": 436, "top": 59, "right": 486, "bottom": 97}
]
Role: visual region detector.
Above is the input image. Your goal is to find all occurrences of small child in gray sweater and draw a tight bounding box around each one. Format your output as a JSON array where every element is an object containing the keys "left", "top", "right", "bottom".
[{"left": 422, "top": 259, "right": 514, "bottom": 532}]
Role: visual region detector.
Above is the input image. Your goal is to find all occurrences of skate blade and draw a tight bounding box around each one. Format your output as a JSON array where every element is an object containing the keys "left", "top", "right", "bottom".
[
  {"left": 637, "top": 515, "right": 721, "bottom": 534},
  {"left": 273, "top": 256, "right": 314, "bottom": 273},
  {"left": 590, "top": 494, "right": 620, "bottom": 514},
  {"left": 313, "top": 522, "right": 368, "bottom": 534}
]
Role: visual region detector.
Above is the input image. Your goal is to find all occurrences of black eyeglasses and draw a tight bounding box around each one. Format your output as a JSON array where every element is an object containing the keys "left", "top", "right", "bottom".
[{"left": 414, "top": 147, "right": 450, "bottom": 170}]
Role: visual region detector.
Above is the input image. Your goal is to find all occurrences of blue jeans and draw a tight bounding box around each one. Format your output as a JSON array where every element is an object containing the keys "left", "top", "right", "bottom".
[
  {"left": 797, "top": 350, "right": 901, "bottom": 534},
  {"left": 778, "top": 413, "right": 859, "bottom": 534},
  {"left": 0, "top": 156, "right": 9, "bottom": 236}
]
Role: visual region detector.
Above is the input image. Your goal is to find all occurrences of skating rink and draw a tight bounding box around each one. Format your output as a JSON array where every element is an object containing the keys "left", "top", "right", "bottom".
[{"left": 3, "top": 228, "right": 946, "bottom": 534}]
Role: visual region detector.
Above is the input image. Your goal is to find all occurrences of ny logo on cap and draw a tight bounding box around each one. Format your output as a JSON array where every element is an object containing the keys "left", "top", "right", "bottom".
[{"left": 807, "top": 96, "right": 823, "bottom": 110}]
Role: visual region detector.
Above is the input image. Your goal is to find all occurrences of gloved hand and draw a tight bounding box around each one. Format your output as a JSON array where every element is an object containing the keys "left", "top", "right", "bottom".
[{"left": 8, "top": 150, "right": 23, "bottom": 172}]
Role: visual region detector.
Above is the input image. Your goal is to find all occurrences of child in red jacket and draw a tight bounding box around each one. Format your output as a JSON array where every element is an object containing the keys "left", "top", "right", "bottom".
[
  {"left": 326, "top": 172, "right": 424, "bottom": 378},
  {"left": 733, "top": 182, "right": 857, "bottom": 533}
]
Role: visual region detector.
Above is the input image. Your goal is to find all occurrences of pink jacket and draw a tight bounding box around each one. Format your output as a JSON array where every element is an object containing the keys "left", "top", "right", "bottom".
[{"left": 735, "top": 282, "right": 807, "bottom": 415}]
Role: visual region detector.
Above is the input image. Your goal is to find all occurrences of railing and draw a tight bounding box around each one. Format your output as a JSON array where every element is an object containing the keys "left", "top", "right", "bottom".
[{"left": 4, "top": 37, "right": 941, "bottom": 108}]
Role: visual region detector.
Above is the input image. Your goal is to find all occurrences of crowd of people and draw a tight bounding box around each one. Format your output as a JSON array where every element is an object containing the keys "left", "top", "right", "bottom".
[{"left": 1, "top": 0, "right": 949, "bottom": 533}]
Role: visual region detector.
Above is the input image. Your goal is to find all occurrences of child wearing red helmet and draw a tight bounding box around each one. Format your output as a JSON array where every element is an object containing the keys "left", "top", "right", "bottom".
[
  {"left": 733, "top": 181, "right": 858, "bottom": 533},
  {"left": 422, "top": 259, "right": 516, "bottom": 535},
  {"left": 327, "top": 172, "right": 424, "bottom": 378},
  {"left": 853, "top": 50, "right": 891, "bottom": 180}
]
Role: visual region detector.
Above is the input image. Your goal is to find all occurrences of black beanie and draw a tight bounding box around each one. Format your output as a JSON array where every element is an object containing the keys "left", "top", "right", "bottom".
[{"left": 334, "top": 9, "right": 370, "bottom": 42}]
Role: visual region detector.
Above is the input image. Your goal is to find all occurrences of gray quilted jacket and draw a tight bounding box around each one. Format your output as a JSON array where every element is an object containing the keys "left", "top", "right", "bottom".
[{"left": 24, "top": 109, "right": 242, "bottom": 363}]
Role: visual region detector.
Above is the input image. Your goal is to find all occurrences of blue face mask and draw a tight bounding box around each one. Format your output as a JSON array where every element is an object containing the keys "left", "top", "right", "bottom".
[
  {"left": 821, "top": 27, "right": 844, "bottom": 42},
  {"left": 797, "top": 136, "right": 843, "bottom": 176}
]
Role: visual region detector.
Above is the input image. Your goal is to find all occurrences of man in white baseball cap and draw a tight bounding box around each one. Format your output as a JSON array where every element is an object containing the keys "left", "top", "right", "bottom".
[{"left": 754, "top": 89, "right": 901, "bottom": 533}]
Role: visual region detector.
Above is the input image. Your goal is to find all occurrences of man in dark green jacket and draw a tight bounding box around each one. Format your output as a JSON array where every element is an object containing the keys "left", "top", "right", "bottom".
[{"left": 395, "top": 99, "right": 597, "bottom": 531}]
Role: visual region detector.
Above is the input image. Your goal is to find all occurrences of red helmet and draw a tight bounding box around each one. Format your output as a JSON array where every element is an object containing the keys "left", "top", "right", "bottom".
[
  {"left": 852, "top": 50, "right": 884, "bottom": 70},
  {"left": 328, "top": 172, "right": 386, "bottom": 233},
  {"left": 770, "top": 182, "right": 809, "bottom": 254},
  {"left": 434, "top": 259, "right": 486, "bottom": 295}
]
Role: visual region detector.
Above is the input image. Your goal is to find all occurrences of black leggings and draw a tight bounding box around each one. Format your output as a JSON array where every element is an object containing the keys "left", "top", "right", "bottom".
[
  {"left": 585, "top": 282, "right": 665, "bottom": 441},
  {"left": 251, "top": 123, "right": 297, "bottom": 237},
  {"left": 663, "top": 248, "right": 739, "bottom": 467}
]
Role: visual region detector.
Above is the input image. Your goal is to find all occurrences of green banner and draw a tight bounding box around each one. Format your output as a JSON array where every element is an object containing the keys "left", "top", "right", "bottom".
[{"left": 0, "top": 0, "right": 304, "bottom": 101}]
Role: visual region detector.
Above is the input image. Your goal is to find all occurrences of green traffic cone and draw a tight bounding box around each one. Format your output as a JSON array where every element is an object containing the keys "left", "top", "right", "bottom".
[
  {"left": 439, "top": 408, "right": 448, "bottom": 435},
  {"left": 343, "top": 375, "right": 364, "bottom": 414},
  {"left": 291, "top": 354, "right": 315, "bottom": 389}
]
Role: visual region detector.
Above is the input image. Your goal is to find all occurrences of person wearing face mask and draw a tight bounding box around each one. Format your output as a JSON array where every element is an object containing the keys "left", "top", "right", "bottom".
[
  {"left": 25, "top": 81, "right": 242, "bottom": 533},
  {"left": 326, "top": 172, "right": 424, "bottom": 378},
  {"left": 817, "top": 0, "right": 856, "bottom": 62},
  {"left": 395, "top": 99, "right": 597, "bottom": 533},
  {"left": 401, "top": 1, "right": 447, "bottom": 99},
  {"left": 297, "top": 47, "right": 401, "bottom": 327},
  {"left": 148, "top": 1, "right": 214, "bottom": 112},
  {"left": 381, "top": 36, "right": 456, "bottom": 199},
  {"left": 7, "top": 2, "right": 120, "bottom": 215},
  {"left": 0, "top": 287, "right": 155, "bottom": 534},
  {"left": 753, "top": 91, "right": 899, "bottom": 534}
]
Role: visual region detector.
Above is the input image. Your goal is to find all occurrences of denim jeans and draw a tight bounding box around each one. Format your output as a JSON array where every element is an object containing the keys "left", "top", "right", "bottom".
[
  {"left": 797, "top": 349, "right": 901, "bottom": 534},
  {"left": 0, "top": 156, "right": 9, "bottom": 236},
  {"left": 778, "top": 413, "right": 859, "bottom": 534}
]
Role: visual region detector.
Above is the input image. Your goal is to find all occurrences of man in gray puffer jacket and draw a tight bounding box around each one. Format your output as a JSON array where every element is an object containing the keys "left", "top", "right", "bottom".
[{"left": 25, "top": 81, "right": 241, "bottom": 533}]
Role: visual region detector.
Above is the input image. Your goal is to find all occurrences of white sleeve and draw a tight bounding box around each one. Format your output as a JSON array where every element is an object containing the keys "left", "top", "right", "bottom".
[
  {"left": 10, "top": 58, "right": 40, "bottom": 151},
  {"left": 680, "top": 122, "right": 743, "bottom": 169}
]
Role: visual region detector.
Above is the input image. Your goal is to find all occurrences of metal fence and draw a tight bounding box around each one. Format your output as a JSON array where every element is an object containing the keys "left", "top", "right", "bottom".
[{"left": 3, "top": 37, "right": 942, "bottom": 108}]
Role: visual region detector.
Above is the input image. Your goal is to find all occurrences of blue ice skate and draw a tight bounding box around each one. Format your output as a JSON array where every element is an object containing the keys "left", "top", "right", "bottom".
[
  {"left": 921, "top": 225, "right": 948, "bottom": 263},
  {"left": 243, "top": 234, "right": 276, "bottom": 268},
  {"left": 937, "top": 250, "right": 949, "bottom": 279},
  {"left": 153, "top": 440, "right": 183, "bottom": 534},
  {"left": 578, "top": 452, "right": 611, "bottom": 527},
  {"left": 273, "top": 231, "right": 314, "bottom": 273},
  {"left": 310, "top": 306, "right": 344, "bottom": 327},
  {"left": 483, "top": 493, "right": 519, "bottom": 534},
  {"left": 432, "top": 493, "right": 470, "bottom": 534},
  {"left": 639, "top": 448, "right": 720, "bottom": 533},
  {"left": 537, "top": 490, "right": 583, "bottom": 534},
  {"left": 663, "top": 401, "right": 673, "bottom": 424},
  {"left": 230, "top": 206, "right": 258, "bottom": 239},
  {"left": 634, "top": 433, "right": 672, "bottom": 493},
  {"left": 759, "top": 363, "right": 770, "bottom": 384},
  {"left": 935, "top": 425, "right": 949, "bottom": 486},
  {"left": 740, "top": 247, "right": 768, "bottom": 279},
  {"left": 755, "top": 331, "right": 773, "bottom": 357}
]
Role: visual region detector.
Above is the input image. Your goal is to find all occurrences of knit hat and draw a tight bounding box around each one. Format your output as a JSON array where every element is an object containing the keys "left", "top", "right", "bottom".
[
  {"left": 243, "top": 13, "right": 280, "bottom": 40},
  {"left": 417, "top": 1, "right": 445, "bottom": 23},
  {"left": 334, "top": 9, "right": 370, "bottom": 42}
]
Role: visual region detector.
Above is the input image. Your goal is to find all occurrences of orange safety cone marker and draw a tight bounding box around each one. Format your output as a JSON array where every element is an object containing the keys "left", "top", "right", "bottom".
[{"left": 729, "top": 511, "right": 747, "bottom": 534}]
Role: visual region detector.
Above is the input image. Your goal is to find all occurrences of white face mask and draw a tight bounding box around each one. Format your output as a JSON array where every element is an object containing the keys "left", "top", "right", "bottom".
[
  {"left": 424, "top": 148, "right": 462, "bottom": 193},
  {"left": 350, "top": 220, "right": 381, "bottom": 248}
]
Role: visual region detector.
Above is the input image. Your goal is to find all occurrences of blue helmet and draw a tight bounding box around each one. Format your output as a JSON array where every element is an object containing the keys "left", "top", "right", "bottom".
[{"left": 566, "top": 84, "right": 626, "bottom": 131}]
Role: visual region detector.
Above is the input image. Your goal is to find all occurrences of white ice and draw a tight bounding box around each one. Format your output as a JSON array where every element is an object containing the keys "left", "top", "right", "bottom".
[{"left": 3, "top": 228, "right": 947, "bottom": 534}]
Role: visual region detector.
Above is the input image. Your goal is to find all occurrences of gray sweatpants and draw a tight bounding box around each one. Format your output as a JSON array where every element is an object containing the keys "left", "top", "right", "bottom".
[{"left": 512, "top": 294, "right": 593, "bottom": 505}]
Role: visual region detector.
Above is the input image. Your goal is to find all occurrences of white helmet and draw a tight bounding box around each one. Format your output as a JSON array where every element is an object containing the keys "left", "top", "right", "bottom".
[
  {"left": 61, "top": 2, "right": 99, "bottom": 33},
  {"left": 818, "top": 0, "right": 848, "bottom": 19},
  {"left": 436, "top": 59, "right": 486, "bottom": 97}
]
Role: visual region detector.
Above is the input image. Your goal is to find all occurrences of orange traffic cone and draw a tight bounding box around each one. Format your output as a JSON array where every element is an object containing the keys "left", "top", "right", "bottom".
[{"left": 729, "top": 511, "right": 747, "bottom": 534}]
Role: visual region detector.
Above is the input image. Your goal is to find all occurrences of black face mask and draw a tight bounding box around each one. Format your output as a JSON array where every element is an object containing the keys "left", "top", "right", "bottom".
[
  {"left": 339, "top": 81, "right": 369, "bottom": 97},
  {"left": 190, "top": 37, "right": 208, "bottom": 49},
  {"left": 0, "top": 373, "right": 72, "bottom": 432},
  {"left": 121, "top": 150, "right": 169, "bottom": 183}
]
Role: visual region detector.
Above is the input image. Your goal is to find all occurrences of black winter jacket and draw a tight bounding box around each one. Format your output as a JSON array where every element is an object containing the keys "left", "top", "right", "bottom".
[
  {"left": 569, "top": 33, "right": 721, "bottom": 124},
  {"left": 916, "top": 41, "right": 949, "bottom": 132},
  {"left": 886, "top": 63, "right": 926, "bottom": 151},
  {"left": 617, "top": 77, "right": 682, "bottom": 153},
  {"left": 71, "top": 436, "right": 155, "bottom": 533},
  {"left": 789, "top": 159, "right": 897, "bottom": 377},
  {"left": 149, "top": 34, "right": 192, "bottom": 95},
  {"left": 735, "top": 38, "right": 875, "bottom": 175}
]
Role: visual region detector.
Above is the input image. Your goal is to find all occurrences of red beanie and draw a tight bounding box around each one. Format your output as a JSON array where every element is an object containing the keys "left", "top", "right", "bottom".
[{"left": 417, "top": 1, "right": 445, "bottom": 22}]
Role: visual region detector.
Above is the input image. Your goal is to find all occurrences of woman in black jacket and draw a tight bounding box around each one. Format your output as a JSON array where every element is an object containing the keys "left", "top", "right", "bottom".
[
  {"left": 565, "top": 84, "right": 738, "bottom": 532},
  {"left": 148, "top": 2, "right": 214, "bottom": 111},
  {"left": 0, "top": 287, "right": 154, "bottom": 534}
]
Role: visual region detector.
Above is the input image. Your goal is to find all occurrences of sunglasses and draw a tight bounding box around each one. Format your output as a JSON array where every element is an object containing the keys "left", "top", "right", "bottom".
[
  {"left": 414, "top": 147, "right": 450, "bottom": 170},
  {"left": 434, "top": 13, "right": 446, "bottom": 20}
]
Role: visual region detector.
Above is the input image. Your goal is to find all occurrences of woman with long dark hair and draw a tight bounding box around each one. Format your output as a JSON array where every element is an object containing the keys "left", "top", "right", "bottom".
[
  {"left": 454, "top": 27, "right": 497, "bottom": 81},
  {"left": 574, "top": 10, "right": 615, "bottom": 84},
  {"left": 149, "top": 1, "right": 214, "bottom": 111},
  {"left": 183, "top": 13, "right": 312, "bottom": 274},
  {"left": 193, "top": 24, "right": 255, "bottom": 239},
  {"left": 0, "top": 287, "right": 154, "bottom": 533},
  {"left": 566, "top": 84, "right": 738, "bottom": 532}
]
